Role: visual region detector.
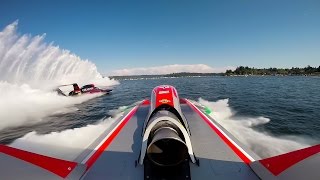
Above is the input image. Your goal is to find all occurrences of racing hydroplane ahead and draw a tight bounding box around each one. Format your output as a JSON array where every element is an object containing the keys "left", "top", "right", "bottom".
[
  {"left": 55, "top": 83, "right": 112, "bottom": 96},
  {"left": 1, "top": 85, "right": 319, "bottom": 179}
]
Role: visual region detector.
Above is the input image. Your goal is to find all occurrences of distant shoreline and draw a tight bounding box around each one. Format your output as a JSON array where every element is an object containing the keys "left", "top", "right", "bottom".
[
  {"left": 108, "top": 65, "right": 320, "bottom": 80},
  {"left": 225, "top": 66, "right": 320, "bottom": 76},
  {"left": 109, "top": 73, "right": 222, "bottom": 80},
  {"left": 109, "top": 72, "right": 319, "bottom": 80}
]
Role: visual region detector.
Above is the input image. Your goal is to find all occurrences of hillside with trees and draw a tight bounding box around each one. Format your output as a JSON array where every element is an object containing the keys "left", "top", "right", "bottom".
[
  {"left": 225, "top": 66, "right": 320, "bottom": 76},
  {"left": 109, "top": 66, "right": 320, "bottom": 80}
]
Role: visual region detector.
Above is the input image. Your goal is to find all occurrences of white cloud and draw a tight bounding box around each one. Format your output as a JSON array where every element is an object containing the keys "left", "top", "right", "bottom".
[{"left": 110, "top": 64, "right": 235, "bottom": 76}]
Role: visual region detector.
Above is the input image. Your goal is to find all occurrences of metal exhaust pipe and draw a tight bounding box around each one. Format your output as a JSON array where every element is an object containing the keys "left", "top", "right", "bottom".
[{"left": 147, "top": 127, "right": 189, "bottom": 166}]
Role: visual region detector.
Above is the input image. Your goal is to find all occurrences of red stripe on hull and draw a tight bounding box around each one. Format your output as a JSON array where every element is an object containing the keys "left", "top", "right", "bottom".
[
  {"left": 260, "top": 144, "right": 320, "bottom": 175},
  {"left": 185, "top": 99, "right": 252, "bottom": 164},
  {"left": 141, "top": 99, "right": 150, "bottom": 105},
  {"left": 85, "top": 100, "right": 147, "bottom": 170},
  {"left": 0, "top": 145, "right": 77, "bottom": 178}
]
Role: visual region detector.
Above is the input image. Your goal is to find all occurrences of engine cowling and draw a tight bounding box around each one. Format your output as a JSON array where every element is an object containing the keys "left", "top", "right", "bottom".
[
  {"left": 139, "top": 85, "right": 196, "bottom": 167},
  {"left": 146, "top": 111, "right": 189, "bottom": 166}
]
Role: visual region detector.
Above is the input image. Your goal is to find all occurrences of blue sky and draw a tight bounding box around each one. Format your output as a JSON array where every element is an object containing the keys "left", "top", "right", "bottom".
[{"left": 1, "top": 0, "right": 319, "bottom": 74}]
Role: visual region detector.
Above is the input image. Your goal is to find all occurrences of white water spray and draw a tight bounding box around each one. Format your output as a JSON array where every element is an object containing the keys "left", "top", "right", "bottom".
[
  {"left": 0, "top": 21, "right": 117, "bottom": 88},
  {"left": 0, "top": 21, "right": 118, "bottom": 130},
  {"left": 0, "top": 82, "right": 104, "bottom": 130},
  {"left": 10, "top": 103, "right": 141, "bottom": 160},
  {"left": 11, "top": 110, "right": 125, "bottom": 161},
  {"left": 198, "top": 98, "right": 316, "bottom": 158}
]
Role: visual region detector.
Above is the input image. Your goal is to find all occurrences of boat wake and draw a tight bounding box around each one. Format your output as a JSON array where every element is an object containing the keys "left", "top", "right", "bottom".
[
  {"left": 198, "top": 98, "right": 317, "bottom": 158},
  {"left": 10, "top": 106, "right": 127, "bottom": 161},
  {"left": 9, "top": 100, "right": 146, "bottom": 160},
  {"left": 0, "top": 21, "right": 118, "bottom": 130},
  {"left": 0, "top": 82, "right": 104, "bottom": 130}
]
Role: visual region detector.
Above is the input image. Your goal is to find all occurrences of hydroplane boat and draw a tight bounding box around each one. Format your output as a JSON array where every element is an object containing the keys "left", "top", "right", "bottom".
[{"left": 55, "top": 83, "right": 112, "bottom": 96}]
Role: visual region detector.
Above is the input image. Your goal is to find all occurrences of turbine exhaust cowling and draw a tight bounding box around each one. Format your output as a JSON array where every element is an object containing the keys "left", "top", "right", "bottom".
[
  {"left": 147, "top": 126, "right": 189, "bottom": 166},
  {"left": 139, "top": 85, "right": 196, "bottom": 170}
]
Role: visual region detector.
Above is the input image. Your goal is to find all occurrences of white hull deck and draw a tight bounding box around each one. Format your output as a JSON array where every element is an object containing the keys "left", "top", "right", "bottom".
[{"left": 82, "top": 99, "right": 259, "bottom": 179}]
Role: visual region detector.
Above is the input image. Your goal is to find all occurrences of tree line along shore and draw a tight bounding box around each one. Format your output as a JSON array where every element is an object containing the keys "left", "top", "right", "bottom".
[
  {"left": 225, "top": 65, "right": 320, "bottom": 76},
  {"left": 109, "top": 65, "right": 320, "bottom": 80}
]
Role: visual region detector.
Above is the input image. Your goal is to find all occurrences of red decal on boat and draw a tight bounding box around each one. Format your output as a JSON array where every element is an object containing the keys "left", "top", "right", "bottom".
[
  {"left": 154, "top": 85, "right": 174, "bottom": 108},
  {"left": 259, "top": 144, "right": 320, "bottom": 176},
  {"left": 185, "top": 99, "right": 252, "bottom": 164},
  {"left": 0, "top": 145, "right": 77, "bottom": 178},
  {"left": 84, "top": 100, "right": 147, "bottom": 170}
]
